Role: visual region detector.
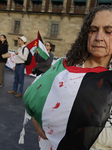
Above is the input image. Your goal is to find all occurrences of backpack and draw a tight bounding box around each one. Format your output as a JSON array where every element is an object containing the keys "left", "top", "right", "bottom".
[{"left": 22, "top": 46, "right": 32, "bottom": 65}]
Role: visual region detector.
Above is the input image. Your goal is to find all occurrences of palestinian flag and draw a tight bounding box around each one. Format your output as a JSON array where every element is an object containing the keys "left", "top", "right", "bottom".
[
  {"left": 33, "top": 31, "right": 49, "bottom": 60},
  {"left": 23, "top": 58, "right": 112, "bottom": 150}
]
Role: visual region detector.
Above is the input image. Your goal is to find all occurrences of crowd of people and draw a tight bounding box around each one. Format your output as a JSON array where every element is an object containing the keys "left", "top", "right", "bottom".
[{"left": 0, "top": 35, "right": 54, "bottom": 97}]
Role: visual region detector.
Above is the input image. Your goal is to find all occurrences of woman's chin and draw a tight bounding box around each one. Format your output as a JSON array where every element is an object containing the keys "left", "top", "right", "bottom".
[{"left": 91, "top": 52, "right": 109, "bottom": 58}]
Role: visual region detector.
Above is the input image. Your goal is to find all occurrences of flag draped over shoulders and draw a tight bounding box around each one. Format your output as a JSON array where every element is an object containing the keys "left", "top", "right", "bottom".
[{"left": 23, "top": 58, "right": 112, "bottom": 150}]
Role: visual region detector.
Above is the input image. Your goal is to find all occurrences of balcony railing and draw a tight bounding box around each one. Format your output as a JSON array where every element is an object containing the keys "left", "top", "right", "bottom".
[
  {"left": 32, "top": 4, "right": 41, "bottom": 12},
  {"left": 0, "top": 3, "right": 95, "bottom": 14},
  {"left": 0, "top": 4, "right": 7, "bottom": 10},
  {"left": 15, "top": 4, "right": 24, "bottom": 11},
  {"left": 74, "top": 5, "right": 86, "bottom": 14}
]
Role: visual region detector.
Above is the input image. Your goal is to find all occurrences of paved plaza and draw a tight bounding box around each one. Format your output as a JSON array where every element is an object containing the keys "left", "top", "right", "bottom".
[{"left": 0, "top": 68, "right": 40, "bottom": 150}]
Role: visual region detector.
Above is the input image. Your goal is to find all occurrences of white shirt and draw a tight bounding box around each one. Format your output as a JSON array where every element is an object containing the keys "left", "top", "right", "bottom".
[{"left": 14, "top": 45, "right": 29, "bottom": 66}]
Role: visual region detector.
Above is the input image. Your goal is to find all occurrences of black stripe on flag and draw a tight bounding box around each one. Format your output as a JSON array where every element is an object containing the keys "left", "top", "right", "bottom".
[
  {"left": 38, "top": 31, "right": 43, "bottom": 44},
  {"left": 57, "top": 71, "right": 112, "bottom": 150}
]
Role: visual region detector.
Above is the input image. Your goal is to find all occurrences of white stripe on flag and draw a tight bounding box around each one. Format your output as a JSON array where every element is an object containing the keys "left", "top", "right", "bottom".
[
  {"left": 39, "top": 40, "right": 50, "bottom": 57},
  {"left": 30, "top": 46, "right": 37, "bottom": 55},
  {"left": 42, "top": 70, "right": 86, "bottom": 150}
]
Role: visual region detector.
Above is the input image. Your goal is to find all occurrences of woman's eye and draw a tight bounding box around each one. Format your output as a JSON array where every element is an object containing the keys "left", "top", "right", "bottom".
[
  {"left": 105, "top": 31, "right": 112, "bottom": 34},
  {"left": 90, "top": 29, "right": 97, "bottom": 33}
]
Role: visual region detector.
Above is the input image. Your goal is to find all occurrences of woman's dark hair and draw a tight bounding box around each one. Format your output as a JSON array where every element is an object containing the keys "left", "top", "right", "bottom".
[
  {"left": 46, "top": 41, "right": 53, "bottom": 52},
  {"left": 66, "top": 5, "right": 112, "bottom": 66},
  {"left": 0, "top": 34, "right": 8, "bottom": 46}
]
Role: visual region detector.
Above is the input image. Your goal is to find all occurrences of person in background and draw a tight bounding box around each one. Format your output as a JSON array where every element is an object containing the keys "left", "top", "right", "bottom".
[
  {"left": 8, "top": 36, "right": 29, "bottom": 97},
  {"left": 0, "top": 34, "right": 8, "bottom": 87},
  {"left": 33, "top": 41, "right": 54, "bottom": 76}
]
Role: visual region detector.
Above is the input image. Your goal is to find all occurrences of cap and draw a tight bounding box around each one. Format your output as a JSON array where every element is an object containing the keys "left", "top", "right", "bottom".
[{"left": 18, "top": 36, "right": 27, "bottom": 43}]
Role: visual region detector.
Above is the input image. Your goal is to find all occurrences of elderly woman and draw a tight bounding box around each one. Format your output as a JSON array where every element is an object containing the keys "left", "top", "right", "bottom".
[{"left": 24, "top": 5, "right": 112, "bottom": 150}]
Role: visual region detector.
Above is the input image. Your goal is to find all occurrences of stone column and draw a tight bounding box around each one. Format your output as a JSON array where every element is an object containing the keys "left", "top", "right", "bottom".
[
  {"left": 48, "top": 0, "right": 52, "bottom": 12},
  {"left": 28, "top": 0, "right": 33, "bottom": 11},
  {"left": 23, "top": 0, "right": 27, "bottom": 11},
  {"left": 85, "top": 0, "right": 91, "bottom": 14},
  {"left": 11, "top": 0, "right": 15, "bottom": 10},
  {"left": 69, "top": 0, "right": 74, "bottom": 13},
  {"left": 41, "top": 0, "right": 46, "bottom": 12},
  {"left": 62, "top": 0, "right": 67, "bottom": 13},
  {"left": 7, "top": 0, "right": 10, "bottom": 10}
]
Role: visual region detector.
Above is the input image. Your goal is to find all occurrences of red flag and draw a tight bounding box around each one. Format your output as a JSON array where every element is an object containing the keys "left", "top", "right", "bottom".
[{"left": 25, "top": 39, "right": 38, "bottom": 75}]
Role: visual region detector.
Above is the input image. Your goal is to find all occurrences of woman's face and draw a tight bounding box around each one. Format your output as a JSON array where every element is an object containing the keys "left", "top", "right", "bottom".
[
  {"left": 18, "top": 39, "right": 23, "bottom": 45},
  {"left": 45, "top": 42, "right": 51, "bottom": 52},
  {"left": 87, "top": 10, "right": 112, "bottom": 58},
  {"left": 0, "top": 36, "right": 6, "bottom": 43}
]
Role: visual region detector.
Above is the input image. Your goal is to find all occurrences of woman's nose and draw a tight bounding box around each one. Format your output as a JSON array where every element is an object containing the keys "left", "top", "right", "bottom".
[{"left": 95, "top": 30, "right": 103, "bottom": 41}]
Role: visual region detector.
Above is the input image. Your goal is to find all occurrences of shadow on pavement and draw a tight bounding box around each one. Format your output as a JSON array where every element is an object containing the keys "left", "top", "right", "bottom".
[{"left": 0, "top": 68, "right": 40, "bottom": 150}]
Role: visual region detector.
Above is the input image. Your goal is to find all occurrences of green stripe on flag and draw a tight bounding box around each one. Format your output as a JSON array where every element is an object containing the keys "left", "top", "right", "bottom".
[
  {"left": 23, "top": 58, "right": 65, "bottom": 127},
  {"left": 33, "top": 47, "right": 37, "bottom": 53},
  {"left": 37, "top": 46, "right": 49, "bottom": 60}
]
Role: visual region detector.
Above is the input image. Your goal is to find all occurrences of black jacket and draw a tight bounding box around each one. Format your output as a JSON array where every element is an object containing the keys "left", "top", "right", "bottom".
[
  {"left": 0, "top": 43, "right": 8, "bottom": 63},
  {"left": 34, "top": 52, "right": 54, "bottom": 72}
]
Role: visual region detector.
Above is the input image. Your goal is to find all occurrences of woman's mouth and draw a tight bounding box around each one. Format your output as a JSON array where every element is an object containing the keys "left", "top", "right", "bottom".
[{"left": 93, "top": 46, "right": 104, "bottom": 48}]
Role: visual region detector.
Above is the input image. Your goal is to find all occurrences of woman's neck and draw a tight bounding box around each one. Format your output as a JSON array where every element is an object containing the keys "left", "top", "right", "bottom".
[
  {"left": 47, "top": 50, "right": 50, "bottom": 53},
  {"left": 20, "top": 43, "right": 24, "bottom": 47},
  {"left": 84, "top": 55, "right": 111, "bottom": 68}
]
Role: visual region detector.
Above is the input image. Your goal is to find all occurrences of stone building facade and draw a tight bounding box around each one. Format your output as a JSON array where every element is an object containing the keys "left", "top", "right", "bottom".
[{"left": 0, "top": 0, "right": 109, "bottom": 57}]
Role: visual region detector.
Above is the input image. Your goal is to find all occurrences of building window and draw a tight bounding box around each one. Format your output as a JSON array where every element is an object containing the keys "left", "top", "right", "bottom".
[
  {"left": 54, "top": 3, "right": 62, "bottom": 8},
  {"left": 0, "top": 0, "right": 7, "bottom": 10},
  {"left": 99, "top": 0, "right": 112, "bottom": 5},
  {"left": 14, "top": 0, "right": 23, "bottom": 5},
  {"left": 14, "top": 21, "right": 20, "bottom": 34},
  {"left": 14, "top": 0, "right": 23, "bottom": 10},
  {"left": 52, "top": 2, "right": 63, "bottom": 13},
  {"left": 9, "top": 18, "right": 22, "bottom": 35},
  {"left": 52, "top": 44, "right": 55, "bottom": 52},
  {"left": 0, "top": 1, "right": 7, "bottom": 5},
  {"left": 33, "top": 2, "right": 42, "bottom": 6},
  {"left": 32, "top": 1, "right": 42, "bottom": 11},
  {"left": 99, "top": 3, "right": 111, "bottom": 5},
  {"left": 46, "top": 21, "right": 61, "bottom": 39},
  {"left": 14, "top": 40, "right": 18, "bottom": 47},
  {"left": 50, "top": 24, "right": 59, "bottom": 38},
  {"left": 74, "top": 2, "right": 86, "bottom": 9},
  {"left": 74, "top": 1, "right": 86, "bottom": 14}
]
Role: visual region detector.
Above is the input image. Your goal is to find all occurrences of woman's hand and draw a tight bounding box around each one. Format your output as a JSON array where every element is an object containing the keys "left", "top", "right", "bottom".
[
  {"left": 15, "top": 51, "right": 18, "bottom": 55},
  {"left": 32, "top": 117, "right": 48, "bottom": 140},
  {"left": 35, "top": 49, "right": 38, "bottom": 54},
  {"left": 13, "top": 67, "right": 15, "bottom": 70}
]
